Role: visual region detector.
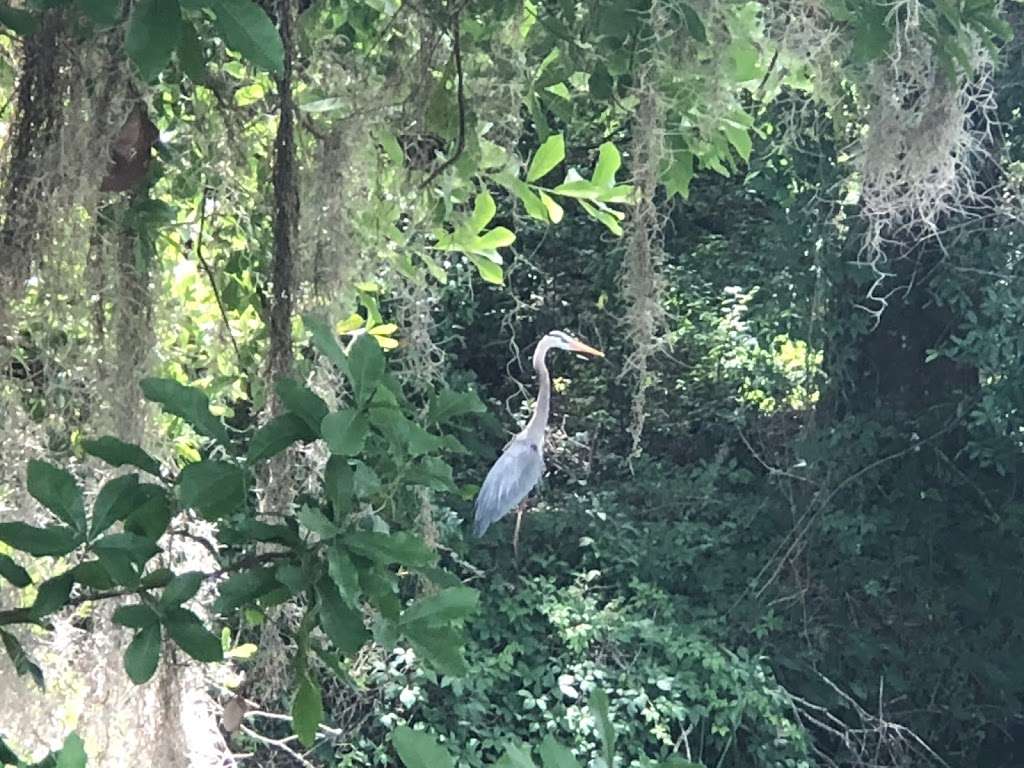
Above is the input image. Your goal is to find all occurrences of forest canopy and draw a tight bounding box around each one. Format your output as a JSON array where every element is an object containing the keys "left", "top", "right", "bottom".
[{"left": 0, "top": 0, "right": 1023, "bottom": 765}]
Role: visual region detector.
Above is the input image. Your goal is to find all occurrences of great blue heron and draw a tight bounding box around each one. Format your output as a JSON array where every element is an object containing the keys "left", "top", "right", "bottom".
[{"left": 472, "top": 331, "right": 604, "bottom": 548}]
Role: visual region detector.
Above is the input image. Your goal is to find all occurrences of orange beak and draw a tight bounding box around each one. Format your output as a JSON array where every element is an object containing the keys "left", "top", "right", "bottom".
[{"left": 569, "top": 339, "right": 604, "bottom": 358}]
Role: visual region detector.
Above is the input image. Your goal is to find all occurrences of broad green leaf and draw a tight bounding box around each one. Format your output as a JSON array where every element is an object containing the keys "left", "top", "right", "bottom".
[
  {"left": 327, "top": 546, "right": 360, "bottom": 607},
  {"left": 82, "top": 436, "right": 161, "bottom": 477},
  {"left": 590, "top": 688, "right": 616, "bottom": 767},
  {"left": 0, "top": 735, "right": 18, "bottom": 764},
  {"left": 467, "top": 190, "right": 497, "bottom": 232},
  {"left": 125, "top": 623, "right": 162, "bottom": 683},
  {"left": 276, "top": 378, "right": 328, "bottom": 435},
  {"left": 427, "top": 389, "right": 485, "bottom": 425},
  {"left": 502, "top": 176, "right": 548, "bottom": 221},
  {"left": 474, "top": 227, "right": 516, "bottom": 251},
  {"left": 0, "top": 628, "right": 44, "bottom": 689},
  {"left": 178, "top": 460, "right": 246, "bottom": 520},
  {"left": 140, "top": 568, "right": 174, "bottom": 588},
  {"left": 540, "top": 734, "right": 581, "bottom": 768},
  {"left": 0, "top": 3, "right": 38, "bottom": 33},
  {"left": 321, "top": 410, "right": 370, "bottom": 456},
  {"left": 527, "top": 134, "right": 565, "bottom": 182},
  {"left": 551, "top": 179, "right": 601, "bottom": 199},
  {"left": 247, "top": 413, "right": 314, "bottom": 463},
  {"left": 468, "top": 254, "right": 504, "bottom": 284},
  {"left": 402, "top": 623, "right": 468, "bottom": 676},
  {"left": 164, "top": 608, "right": 223, "bottom": 661},
  {"left": 30, "top": 573, "right": 74, "bottom": 619},
  {"left": 348, "top": 333, "right": 385, "bottom": 403},
  {"left": 297, "top": 505, "right": 338, "bottom": 538},
  {"left": 346, "top": 531, "right": 436, "bottom": 568},
  {"left": 124, "top": 0, "right": 181, "bottom": 81},
  {"left": 177, "top": 20, "right": 207, "bottom": 81},
  {"left": 392, "top": 725, "right": 455, "bottom": 768},
  {"left": 72, "top": 560, "right": 115, "bottom": 590},
  {"left": 663, "top": 151, "right": 694, "bottom": 200},
  {"left": 499, "top": 742, "right": 537, "bottom": 768},
  {"left": 591, "top": 143, "right": 621, "bottom": 188},
  {"left": 208, "top": 0, "right": 283, "bottom": 74},
  {"left": 89, "top": 474, "right": 140, "bottom": 539},
  {"left": 291, "top": 674, "right": 323, "bottom": 747},
  {"left": 400, "top": 586, "right": 479, "bottom": 626},
  {"left": 140, "top": 378, "right": 228, "bottom": 444},
  {"left": 55, "top": 732, "right": 87, "bottom": 768},
  {"left": 27, "top": 460, "right": 86, "bottom": 534},
  {"left": 728, "top": 40, "right": 760, "bottom": 81},
  {"left": 213, "top": 567, "right": 279, "bottom": 612},
  {"left": 579, "top": 199, "right": 624, "bottom": 236},
  {"left": 123, "top": 486, "right": 171, "bottom": 541},
  {"left": 0, "top": 523, "right": 78, "bottom": 557},
  {"left": 113, "top": 604, "right": 159, "bottom": 629},
  {"left": 723, "top": 124, "right": 752, "bottom": 161},
  {"left": 324, "top": 456, "right": 354, "bottom": 517},
  {"left": 407, "top": 456, "right": 456, "bottom": 492},
  {"left": 678, "top": 2, "right": 707, "bottom": 41},
  {"left": 159, "top": 571, "right": 203, "bottom": 608},
  {"left": 539, "top": 191, "right": 564, "bottom": 223},
  {"left": 0, "top": 554, "right": 30, "bottom": 588},
  {"left": 303, "top": 314, "right": 351, "bottom": 375},
  {"left": 316, "top": 578, "right": 369, "bottom": 656}
]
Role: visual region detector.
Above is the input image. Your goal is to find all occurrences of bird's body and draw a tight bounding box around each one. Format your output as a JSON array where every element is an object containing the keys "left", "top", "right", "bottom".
[{"left": 472, "top": 331, "right": 603, "bottom": 539}]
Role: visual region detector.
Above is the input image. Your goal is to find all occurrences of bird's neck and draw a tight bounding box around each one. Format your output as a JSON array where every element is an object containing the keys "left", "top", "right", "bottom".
[{"left": 523, "top": 342, "right": 551, "bottom": 444}]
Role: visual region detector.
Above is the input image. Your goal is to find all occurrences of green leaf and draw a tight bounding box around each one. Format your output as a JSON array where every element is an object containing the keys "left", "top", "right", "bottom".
[
  {"left": 72, "top": 560, "right": 115, "bottom": 590},
  {"left": 30, "top": 573, "right": 74, "bottom": 619},
  {"left": 140, "top": 378, "right": 228, "bottom": 444},
  {"left": 474, "top": 227, "right": 516, "bottom": 251},
  {"left": 113, "top": 603, "right": 159, "bottom": 629},
  {"left": 527, "top": 134, "right": 565, "bottom": 182},
  {"left": 164, "top": 608, "right": 223, "bottom": 661},
  {"left": 590, "top": 688, "right": 616, "bottom": 766},
  {"left": 591, "top": 142, "right": 621, "bottom": 188},
  {"left": 321, "top": 410, "right": 370, "bottom": 456},
  {"left": 178, "top": 460, "right": 246, "bottom": 520},
  {"left": 346, "top": 531, "right": 436, "bottom": 568},
  {"left": 539, "top": 735, "right": 581, "bottom": 768},
  {"left": 502, "top": 176, "right": 548, "bottom": 221},
  {"left": 291, "top": 674, "right": 323, "bottom": 747},
  {"left": 499, "top": 742, "right": 537, "bottom": 768},
  {"left": 124, "top": 623, "right": 161, "bottom": 684},
  {"left": 539, "top": 191, "right": 564, "bottom": 223},
  {"left": 303, "top": 314, "right": 351, "bottom": 376},
  {"left": 0, "top": 735, "right": 18, "bottom": 765},
  {"left": 0, "top": 523, "right": 78, "bottom": 557},
  {"left": 427, "top": 388, "right": 485, "bottom": 425},
  {"left": 316, "top": 578, "right": 369, "bottom": 656},
  {"left": 678, "top": 2, "right": 707, "bottom": 42},
  {"left": 400, "top": 587, "right": 479, "bottom": 626},
  {"left": 89, "top": 474, "right": 140, "bottom": 539},
  {"left": 97, "top": 548, "right": 142, "bottom": 587},
  {"left": 0, "top": 628, "right": 44, "bottom": 689},
  {"left": 297, "top": 505, "right": 338, "bottom": 538},
  {"left": 723, "top": 124, "right": 752, "bottom": 162},
  {"left": 27, "top": 460, "right": 86, "bottom": 534},
  {"left": 348, "top": 333, "right": 385, "bottom": 403},
  {"left": 78, "top": 0, "right": 120, "bottom": 26},
  {"left": 276, "top": 379, "right": 328, "bottom": 435},
  {"left": 82, "top": 436, "right": 161, "bottom": 477},
  {"left": 467, "top": 190, "right": 497, "bottom": 232},
  {"left": 124, "top": 0, "right": 181, "bottom": 81},
  {"left": 324, "top": 456, "right": 354, "bottom": 518},
  {"left": 392, "top": 725, "right": 455, "bottom": 768},
  {"left": 663, "top": 151, "right": 694, "bottom": 200},
  {"left": 213, "top": 567, "right": 280, "bottom": 612},
  {"left": 468, "top": 254, "right": 504, "bottom": 284},
  {"left": 55, "top": 732, "right": 87, "bottom": 768},
  {"left": 247, "top": 413, "right": 314, "bottom": 463},
  {"left": 0, "top": 3, "right": 39, "bottom": 33},
  {"left": 579, "top": 199, "right": 624, "bottom": 236},
  {"left": 0, "top": 554, "right": 30, "bottom": 588},
  {"left": 177, "top": 20, "right": 207, "bottom": 81},
  {"left": 159, "top": 571, "right": 203, "bottom": 608},
  {"left": 208, "top": 0, "right": 284, "bottom": 74},
  {"left": 588, "top": 63, "right": 613, "bottom": 100},
  {"left": 140, "top": 568, "right": 174, "bottom": 588},
  {"left": 326, "top": 546, "right": 360, "bottom": 607},
  {"left": 298, "top": 96, "right": 346, "bottom": 113},
  {"left": 123, "top": 486, "right": 171, "bottom": 541},
  {"left": 402, "top": 623, "right": 468, "bottom": 676}
]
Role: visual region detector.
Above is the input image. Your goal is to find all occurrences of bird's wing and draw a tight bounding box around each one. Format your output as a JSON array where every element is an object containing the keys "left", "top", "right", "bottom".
[{"left": 473, "top": 438, "right": 544, "bottom": 537}]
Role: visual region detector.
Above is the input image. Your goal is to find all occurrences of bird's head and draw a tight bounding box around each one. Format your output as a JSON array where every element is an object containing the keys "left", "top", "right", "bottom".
[{"left": 541, "top": 330, "right": 604, "bottom": 359}]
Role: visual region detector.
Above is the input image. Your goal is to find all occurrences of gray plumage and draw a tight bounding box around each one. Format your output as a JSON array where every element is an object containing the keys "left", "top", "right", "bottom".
[
  {"left": 473, "top": 438, "right": 544, "bottom": 537},
  {"left": 472, "top": 331, "right": 603, "bottom": 538}
]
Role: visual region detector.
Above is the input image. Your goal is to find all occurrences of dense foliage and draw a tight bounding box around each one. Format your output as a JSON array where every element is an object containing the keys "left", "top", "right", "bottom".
[{"left": 1, "top": 0, "right": 1023, "bottom": 766}]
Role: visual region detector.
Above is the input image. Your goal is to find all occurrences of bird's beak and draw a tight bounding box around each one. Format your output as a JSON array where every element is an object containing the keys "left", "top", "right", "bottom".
[{"left": 570, "top": 340, "right": 604, "bottom": 358}]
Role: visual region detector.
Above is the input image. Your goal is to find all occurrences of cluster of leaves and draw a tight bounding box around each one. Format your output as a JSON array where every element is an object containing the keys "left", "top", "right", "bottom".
[
  {"left": 0, "top": 733, "right": 86, "bottom": 768},
  {"left": 0, "top": 322, "right": 489, "bottom": 749}
]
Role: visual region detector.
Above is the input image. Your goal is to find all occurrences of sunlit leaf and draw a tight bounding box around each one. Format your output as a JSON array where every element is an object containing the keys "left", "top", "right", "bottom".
[
  {"left": 527, "top": 133, "right": 565, "bottom": 182},
  {"left": 208, "top": 0, "right": 283, "bottom": 74}
]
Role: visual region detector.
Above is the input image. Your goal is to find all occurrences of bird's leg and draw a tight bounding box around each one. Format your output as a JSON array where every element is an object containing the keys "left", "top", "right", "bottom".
[{"left": 512, "top": 503, "right": 526, "bottom": 559}]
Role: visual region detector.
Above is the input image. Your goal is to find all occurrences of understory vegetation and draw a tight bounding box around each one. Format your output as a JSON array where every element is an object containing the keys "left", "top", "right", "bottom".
[{"left": 1, "top": 0, "right": 1023, "bottom": 766}]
